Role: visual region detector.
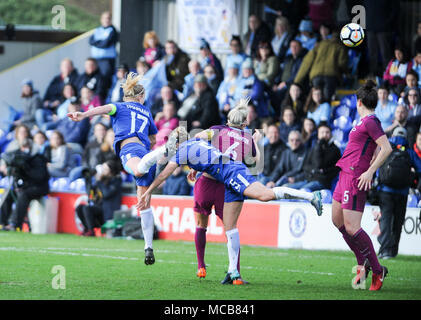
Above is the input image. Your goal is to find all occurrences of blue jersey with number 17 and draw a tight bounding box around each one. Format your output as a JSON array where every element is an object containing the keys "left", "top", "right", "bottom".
[{"left": 109, "top": 101, "right": 158, "bottom": 155}]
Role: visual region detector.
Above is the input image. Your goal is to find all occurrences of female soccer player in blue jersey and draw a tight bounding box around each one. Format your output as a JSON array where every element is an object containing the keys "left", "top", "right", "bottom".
[
  {"left": 138, "top": 127, "right": 324, "bottom": 282},
  {"left": 68, "top": 72, "right": 175, "bottom": 265}
]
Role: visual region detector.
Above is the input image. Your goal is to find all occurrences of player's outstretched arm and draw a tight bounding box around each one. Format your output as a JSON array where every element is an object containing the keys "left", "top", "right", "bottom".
[
  {"left": 67, "top": 104, "right": 113, "bottom": 121},
  {"left": 136, "top": 161, "right": 179, "bottom": 210}
]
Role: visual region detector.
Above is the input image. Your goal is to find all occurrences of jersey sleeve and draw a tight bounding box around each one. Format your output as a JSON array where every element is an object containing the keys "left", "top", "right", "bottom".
[{"left": 365, "top": 117, "right": 385, "bottom": 141}]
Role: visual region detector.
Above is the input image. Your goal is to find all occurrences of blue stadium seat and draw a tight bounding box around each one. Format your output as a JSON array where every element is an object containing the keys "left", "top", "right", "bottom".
[
  {"left": 333, "top": 115, "right": 353, "bottom": 131},
  {"left": 69, "top": 178, "right": 86, "bottom": 192},
  {"left": 340, "top": 94, "right": 357, "bottom": 109},
  {"left": 51, "top": 177, "right": 71, "bottom": 191},
  {"left": 388, "top": 93, "right": 398, "bottom": 103}
]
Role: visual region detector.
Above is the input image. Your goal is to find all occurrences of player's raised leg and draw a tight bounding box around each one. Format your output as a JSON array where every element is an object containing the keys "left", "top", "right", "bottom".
[{"left": 242, "top": 182, "right": 323, "bottom": 216}]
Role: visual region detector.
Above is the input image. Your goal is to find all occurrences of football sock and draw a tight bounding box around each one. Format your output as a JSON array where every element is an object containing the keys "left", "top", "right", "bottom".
[
  {"left": 140, "top": 208, "right": 154, "bottom": 250},
  {"left": 352, "top": 228, "right": 382, "bottom": 274},
  {"left": 272, "top": 186, "right": 314, "bottom": 201},
  {"left": 137, "top": 146, "right": 166, "bottom": 174},
  {"left": 195, "top": 227, "right": 207, "bottom": 269},
  {"left": 339, "top": 225, "right": 365, "bottom": 265},
  {"left": 226, "top": 228, "right": 240, "bottom": 273}
]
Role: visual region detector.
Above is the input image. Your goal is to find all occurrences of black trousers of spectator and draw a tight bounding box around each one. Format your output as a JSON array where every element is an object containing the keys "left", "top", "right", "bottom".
[
  {"left": 367, "top": 31, "right": 393, "bottom": 76},
  {"left": 0, "top": 186, "right": 49, "bottom": 229},
  {"left": 76, "top": 204, "right": 104, "bottom": 232},
  {"left": 311, "top": 76, "right": 337, "bottom": 101},
  {"left": 377, "top": 191, "right": 408, "bottom": 257}
]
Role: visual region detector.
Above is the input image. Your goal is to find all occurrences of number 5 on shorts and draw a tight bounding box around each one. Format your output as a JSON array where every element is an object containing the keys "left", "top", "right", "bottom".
[{"left": 343, "top": 190, "right": 349, "bottom": 204}]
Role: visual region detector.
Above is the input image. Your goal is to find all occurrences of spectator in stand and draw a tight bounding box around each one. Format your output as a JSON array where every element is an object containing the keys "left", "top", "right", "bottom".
[
  {"left": 364, "top": 0, "right": 397, "bottom": 76},
  {"left": 162, "top": 166, "right": 191, "bottom": 196},
  {"left": 5, "top": 124, "right": 34, "bottom": 154},
  {"left": 184, "top": 74, "right": 221, "bottom": 131},
  {"left": 384, "top": 104, "right": 419, "bottom": 146},
  {"left": 36, "top": 85, "right": 77, "bottom": 132},
  {"left": 57, "top": 100, "right": 90, "bottom": 153},
  {"left": 203, "top": 64, "right": 221, "bottom": 95},
  {"left": 279, "top": 107, "right": 301, "bottom": 144},
  {"left": 318, "top": 23, "right": 333, "bottom": 41},
  {"left": 243, "top": 14, "right": 272, "bottom": 58},
  {"left": 286, "top": 122, "right": 341, "bottom": 191},
  {"left": 47, "top": 130, "right": 75, "bottom": 178},
  {"left": 154, "top": 101, "right": 179, "bottom": 149},
  {"left": 76, "top": 159, "right": 122, "bottom": 236},
  {"left": 233, "top": 58, "right": 269, "bottom": 118},
  {"left": 82, "top": 122, "right": 108, "bottom": 169},
  {"left": 33, "top": 130, "right": 51, "bottom": 160},
  {"left": 151, "top": 85, "right": 181, "bottom": 118},
  {"left": 14, "top": 79, "right": 42, "bottom": 130},
  {"left": 412, "top": 51, "right": 421, "bottom": 88},
  {"left": 182, "top": 60, "right": 202, "bottom": 101},
  {"left": 75, "top": 58, "right": 107, "bottom": 101},
  {"left": 272, "top": 40, "right": 307, "bottom": 114},
  {"left": 106, "top": 63, "right": 129, "bottom": 104},
  {"left": 225, "top": 36, "right": 247, "bottom": 75},
  {"left": 294, "top": 31, "right": 348, "bottom": 101},
  {"left": 375, "top": 84, "right": 397, "bottom": 130},
  {"left": 163, "top": 40, "right": 190, "bottom": 92},
  {"left": 301, "top": 117, "right": 317, "bottom": 150},
  {"left": 89, "top": 11, "right": 118, "bottom": 88},
  {"left": 404, "top": 88, "right": 421, "bottom": 120},
  {"left": 383, "top": 45, "right": 413, "bottom": 96},
  {"left": 141, "top": 31, "right": 165, "bottom": 67},
  {"left": 413, "top": 132, "right": 421, "bottom": 160},
  {"left": 253, "top": 41, "right": 280, "bottom": 87},
  {"left": 292, "top": 18, "right": 317, "bottom": 53},
  {"left": 199, "top": 38, "right": 224, "bottom": 82},
  {"left": 246, "top": 102, "right": 261, "bottom": 132},
  {"left": 97, "top": 128, "right": 120, "bottom": 165},
  {"left": 266, "top": 130, "right": 308, "bottom": 187},
  {"left": 68, "top": 122, "right": 107, "bottom": 182},
  {"left": 216, "top": 60, "right": 241, "bottom": 120},
  {"left": 43, "top": 58, "right": 78, "bottom": 110},
  {"left": 304, "top": 86, "right": 331, "bottom": 125},
  {"left": 271, "top": 16, "right": 294, "bottom": 64},
  {"left": 281, "top": 82, "right": 306, "bottom": 121},
  {"left": 399, "top": 70, "right": 420, "bottom": 99},
  {"left": 308, "top": 0, "right": 335, "bottom": 31},
  {"left": 258, "top": 123, "right": 286, "bottom": 184}
]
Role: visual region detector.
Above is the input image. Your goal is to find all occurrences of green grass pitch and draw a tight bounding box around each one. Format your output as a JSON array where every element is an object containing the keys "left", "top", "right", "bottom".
[{"left": 0, "top": 232, "right": 420, "bottom": 300}]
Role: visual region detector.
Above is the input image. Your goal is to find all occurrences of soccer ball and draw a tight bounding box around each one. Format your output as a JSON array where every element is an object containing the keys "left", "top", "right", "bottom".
[{"left": 340, "top": 23, "right": 364, "bottom": 47}]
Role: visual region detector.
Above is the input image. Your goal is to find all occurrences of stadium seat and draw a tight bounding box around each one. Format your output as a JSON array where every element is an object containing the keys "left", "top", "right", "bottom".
[
  {"left": 333, "top": 115, "right": 353, "bottom": 131},
  {"left": 340, "top": 94, "right": 357, "bottom": 109},
  {"left": 69, "top": 178, "right": 86, "bottom": 192},
  {"left": 388, "top": 93, "right": 398, "bottom": 103},
  {"left": 51, "top": 177, "right": 71, "bottom": 191}
]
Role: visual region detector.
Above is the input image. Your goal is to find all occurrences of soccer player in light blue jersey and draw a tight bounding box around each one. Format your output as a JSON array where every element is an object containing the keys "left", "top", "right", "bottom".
[
  {"left": 68, "top": 72, "right": 176, "bottom": 265},
  {"left": 138, "top": 127, "right": 323, "bottom": 282}
]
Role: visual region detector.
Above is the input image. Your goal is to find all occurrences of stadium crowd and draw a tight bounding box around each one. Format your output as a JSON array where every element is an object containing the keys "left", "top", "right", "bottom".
[{"left": 1, "top": 1, "right": 421, "bottom": 252}]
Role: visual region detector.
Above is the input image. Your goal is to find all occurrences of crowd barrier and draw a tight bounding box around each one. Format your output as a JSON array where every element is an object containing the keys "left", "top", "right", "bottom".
[{"left": 49, "top": 192, "right": 421, "bottom": 256}]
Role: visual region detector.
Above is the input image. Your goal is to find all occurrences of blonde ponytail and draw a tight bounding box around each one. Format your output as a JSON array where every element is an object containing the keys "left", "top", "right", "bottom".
[
  {"left": 227, "top": 97, "right": 250, "bottom": 127},
  {"left": 121, "top": 72, "right": 145, "bottom": 100}
]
